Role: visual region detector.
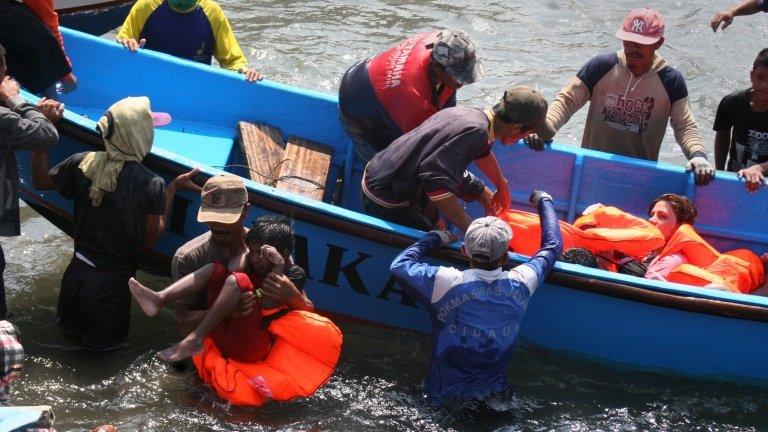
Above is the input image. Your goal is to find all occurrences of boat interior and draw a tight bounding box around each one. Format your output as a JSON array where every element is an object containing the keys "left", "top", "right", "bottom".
[{"left": 45, "top": 28, "right": 768, "bottom": 299}]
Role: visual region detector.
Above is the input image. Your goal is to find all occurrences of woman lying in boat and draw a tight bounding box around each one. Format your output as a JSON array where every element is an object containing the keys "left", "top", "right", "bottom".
[
  {"left": 128, "top": 216, "right": 314, "bottom": 363},
  {"left": 498, "top": 193, "right": 767, "bottom": 293}
]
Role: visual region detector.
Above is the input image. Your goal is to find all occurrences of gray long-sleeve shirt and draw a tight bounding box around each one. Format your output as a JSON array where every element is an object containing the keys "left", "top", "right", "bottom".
[{"left": 0, "top": 94, "right": 58, "bottom": 236}]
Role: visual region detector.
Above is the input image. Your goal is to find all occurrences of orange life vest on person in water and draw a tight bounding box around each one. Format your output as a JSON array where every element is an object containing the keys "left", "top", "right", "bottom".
[
  {"left": 193, "top": 264, "right": 343, "bottom": 407},
  {"left": 498, "top": 206, "right": 665, "bottom": 259},
  {"left": 661, "top": 225, "right": 765, "bottom": 294}
]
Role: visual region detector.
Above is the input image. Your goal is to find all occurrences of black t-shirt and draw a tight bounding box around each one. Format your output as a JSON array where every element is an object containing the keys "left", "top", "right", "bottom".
[
  {"left": 50, "top": 152, "right": 166, "bottom": 275},
  {"left": 284, "top": 264, "right": 307, "bottom": 291},
  {"left": 364, "top": 106, "right": 491, "bottom": 205},
  {"left": 713, "top": 88, "right": 768, "bottom": 171}
]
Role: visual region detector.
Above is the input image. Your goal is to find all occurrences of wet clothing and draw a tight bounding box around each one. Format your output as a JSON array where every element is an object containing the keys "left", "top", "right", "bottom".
[
  {"left": 362, "top": 106, "right": 490, "bottom": 211},
  {"left": 713, "top": 88, "right": 768, "bottom": 171},
  {"left": 0, "top": 0, "right": 71, "bottom": 93},
  {"left": 50, "top": 152, "right": 164, "bottom": 349},
  {"left": 0, "top": 94, "right": 58, "bottom": 319},
  {"left": 546, "top": 50, "right": 705, "bottom": 161},
  {"left": 21, "top": 0, "right": 71, "bottom": 68},
  {"left": 117, "top": 0, "right": 248, "bottom": 70},
  {"left": 338, "top": 32, "right": 457, "bottom": 159},
  {"left": 759, "top": 0, "right": 768, "bottom": 12},
  {"left": 172, "top": 231, "right": 237, "bottom": 281},
  {"left": 50, "top": 152, "right": 165, "bottom": 275},
  {"left": 57, "top": 257, "right": 132, "bottom": 350},
  {"left": 0, "top": 320, "right": 23, "bottom": 405},
  {"left": 390, "top": 198, "right": 562, "bottom": 404},
  {"left": 205, "top": 262, "right": 271, "bottom": 362}
]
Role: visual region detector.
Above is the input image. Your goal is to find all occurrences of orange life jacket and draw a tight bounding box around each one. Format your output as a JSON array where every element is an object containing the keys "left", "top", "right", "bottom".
[
  {"left": 658, "top": 225, "right": 764, "bottom": 294},
  {"left": 499, "top": 206, "right": 664, "bottom": 259}
]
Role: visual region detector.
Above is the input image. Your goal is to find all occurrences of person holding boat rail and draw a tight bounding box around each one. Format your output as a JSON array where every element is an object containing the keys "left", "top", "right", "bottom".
[
  {"left": 527, "top": 8, "right": 715, "bottom": 186},
  {"left": 338, "top": 29, "right": 484, "bottom": 162},
  {"left": 29, "top": 96, "right": 201, "bottom": 350},
  {"left": 116, "top": 0, "right": 262, "bottom": 82},
  {"left": 390, "top": 190, "right": 563, "bottom": 406},
  {"left": 713, "top": 48, "right": 768, "bottom": 173},
  {"left": 0, "top": 43, "right": 60, "bottom": 320},
  {"left": 361, "top": 85, "right": 547, "bottom": 233}
]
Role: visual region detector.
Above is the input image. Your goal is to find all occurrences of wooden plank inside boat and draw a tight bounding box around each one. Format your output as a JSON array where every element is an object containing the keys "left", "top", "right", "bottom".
[
  {"left": 237, "top": 122, "right": 285, "bottom": 186},
  {"left": 275, "top": 137, "right": 333, "bottom": 201}
]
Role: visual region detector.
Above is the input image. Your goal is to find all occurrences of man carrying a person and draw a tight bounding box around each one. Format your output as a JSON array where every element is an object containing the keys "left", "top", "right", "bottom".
[
  {"left": 361, "top": 85, "right": 547, "bottom": 233},
  {"left": 390, "top": 190, "right": 563, "bottom": 405},
  {"left": 711, "top": 0, "right": 768, "bottom": 31},
  {"left": 338, "top": 29, "right": 484, "bottom": 162},
  {"left": 529, "top": 8, "right": 715, "bottom": 186},
  {"left": 30, "top": 96, "right": 199, "bottom": 350},
  {"left": 0, "top": 43, "right": 61, "bottom": 320},
  {"left": 171, "top": 175, "right": 309, "bottom": 338},
  {"left": 116, "top": 0, "right": 262, "bottom": 82}
]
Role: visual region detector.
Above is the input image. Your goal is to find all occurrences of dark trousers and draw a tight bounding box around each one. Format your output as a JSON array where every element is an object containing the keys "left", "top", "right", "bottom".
[
  {"left": 0, "top": 244, "right": 6, "bottom": 320},
  {"left": 360, "top": 192, "right": 436, "bottom": 232},
  {"left": 57, "top": 257, "right": 132, "bottom": 350}
]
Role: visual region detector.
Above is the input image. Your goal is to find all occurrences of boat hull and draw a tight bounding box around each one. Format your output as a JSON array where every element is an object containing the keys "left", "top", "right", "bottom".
[{"left": 18, "top": 27, "right": 768, "bottom": 386}]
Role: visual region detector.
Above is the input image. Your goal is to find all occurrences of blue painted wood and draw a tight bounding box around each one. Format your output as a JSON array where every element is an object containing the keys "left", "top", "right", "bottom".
[{"left": 17, "top": 27, "right": 768, "bottom": 387}]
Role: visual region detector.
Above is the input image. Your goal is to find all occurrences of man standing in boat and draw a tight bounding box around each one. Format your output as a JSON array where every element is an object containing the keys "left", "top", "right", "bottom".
[
  {"left": 390, "top": 190, "right": 562, "bottom": 406},
  {"left": 116, "top": 0, "right": 262, "bottom": 82},
  {"left": 362, "top": 85, "right": 547, "bottom": 233},
  {"left": 30, "top": 96, "right": 201, "bottom": 350},
  {"left": 338, "top": 29, "right": 484, "bottom": 162},
  {"left": 528, "top": 8, "right": 715, "bottom": 186},
  {"left": 0, "top": 43, "right": 60, "bottom": 320}
]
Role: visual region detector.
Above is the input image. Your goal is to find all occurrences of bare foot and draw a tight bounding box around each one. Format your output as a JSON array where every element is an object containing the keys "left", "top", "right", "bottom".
[
  {"left": 156, "top": 337, "right": 203, "bottom": 363},
  {"left": 128, "top": 277, "right": 161, "bottom": 317}
]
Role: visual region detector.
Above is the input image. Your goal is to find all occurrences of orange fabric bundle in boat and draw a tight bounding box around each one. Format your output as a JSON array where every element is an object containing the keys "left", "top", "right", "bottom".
[
  {"left": 499, "top": 206, "right": 664, "bottom": 259},
  {"left": 193, "top": 310, "right": 343, "bottom": 406},
  {"left": 657, "top": 225, "right": 764, "bottom": 294}
]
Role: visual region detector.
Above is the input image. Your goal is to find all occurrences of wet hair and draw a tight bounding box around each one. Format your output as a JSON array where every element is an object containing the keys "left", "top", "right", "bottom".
[
  {"left": 560, "top": 247, "right": 599, "bottom": 269},
  {"left": 0, "top": 43, "right": 5, "bottom": 69},
  {"left": 246, "top": 215, "right": 295, "bottom": 255},
  {"left": 753, "top": 48, "right": 768, "bottom": 71},
  {"left": 647, "top": 193, "right": 697, "bottom": 225}
]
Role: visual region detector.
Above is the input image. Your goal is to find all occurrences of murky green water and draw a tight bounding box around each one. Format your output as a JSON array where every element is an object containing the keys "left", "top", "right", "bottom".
[{"left": 5, "top": 0, "right": 768, "bottom": 430}]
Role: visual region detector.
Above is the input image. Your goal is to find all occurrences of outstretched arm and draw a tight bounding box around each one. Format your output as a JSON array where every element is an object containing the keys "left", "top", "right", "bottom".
[
  {"left": 390, "top": 232, "right": 445, "bottom": 306},
  {"left": 711, "top": 0, "right": 763, "bottom": 32},
  {"left": 514, "top": 191, "right": 563, "bottom": 294}
]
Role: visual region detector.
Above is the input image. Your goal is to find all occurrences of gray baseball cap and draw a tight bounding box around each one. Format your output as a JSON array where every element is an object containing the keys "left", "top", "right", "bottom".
[
  {"left": 464, "top": 216, "right": 512, "bottom": 264},
  {"left": 431, "top": 29, "right": 485, "bottom": 85}
]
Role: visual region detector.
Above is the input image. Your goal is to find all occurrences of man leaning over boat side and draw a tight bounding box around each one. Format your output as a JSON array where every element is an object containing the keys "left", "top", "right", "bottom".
[
  {"left": 0, "top": 43, "right": 60, "bottom": 320},
  {"left": 116, "top": 0, "right": 262, "bottom": 82},
  {"left": 390, "top": 190, "right": 562, "bottom": 406},
  {"left": 338, "top": 29, "right": 484, "bottom": 163},
  {"left": 711, "top": 0, "right": 768, "bottom": 31},
  {"left": 29, "top": 96, "right": 201, "bottom": 351},
  {"left": 527, "top": 8, "right": 715, "bottom": 186},
  {"left": 361, "top": 85, "right": 547, "bottom": 233},
  {"left": 170, "top": 175, "right": 307, "bottom": 341}
]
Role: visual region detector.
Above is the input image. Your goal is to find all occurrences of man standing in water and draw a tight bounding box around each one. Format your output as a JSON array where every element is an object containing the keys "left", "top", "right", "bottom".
[
  {"left": 529, "top": 8, "right": 715, "bottom": 186},
  {"left": 31, "top": 96, "right": 199, "bottom": 350},
  {"left": 116, "top": 0, "right": 262, "bottom": 82},
  {"left": 390, "top": 190, "right": 562, "bottom": 405},
  {"left": 0, "top": 43, "right": 60, "bottom": 320},
  {"left": 171, "top": 175, "right": 307, "bottom": 338}
]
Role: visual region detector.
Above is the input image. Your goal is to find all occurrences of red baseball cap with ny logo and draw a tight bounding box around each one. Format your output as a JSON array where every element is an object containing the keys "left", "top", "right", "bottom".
[{"left": 615, "top": 8, "right": 665, "bottom": 45}]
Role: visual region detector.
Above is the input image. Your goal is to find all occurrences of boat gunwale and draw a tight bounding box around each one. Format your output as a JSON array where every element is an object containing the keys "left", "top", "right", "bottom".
[{"left": 43, "top": 118, "right": 768, "bottom": 325}]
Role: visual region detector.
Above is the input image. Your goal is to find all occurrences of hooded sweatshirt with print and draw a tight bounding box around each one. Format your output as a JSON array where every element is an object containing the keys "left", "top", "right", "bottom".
[{"left": 545, "top": 50, "right": 705, "bottom": 162}]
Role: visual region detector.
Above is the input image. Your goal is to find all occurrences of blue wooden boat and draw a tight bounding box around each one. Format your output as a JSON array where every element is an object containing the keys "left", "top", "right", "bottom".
[{"left": 18, "top": 27, "right": 768, "bottom": 387}]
